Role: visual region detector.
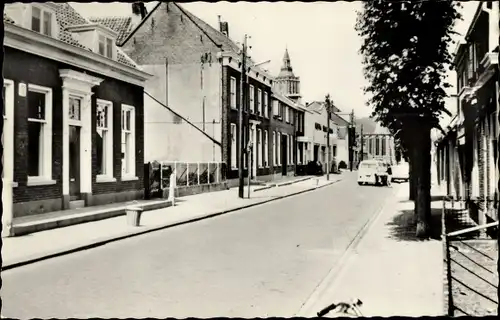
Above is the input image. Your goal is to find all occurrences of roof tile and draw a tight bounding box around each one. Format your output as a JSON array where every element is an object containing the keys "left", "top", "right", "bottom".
[
  {"left": 89, "top": 16, "right": 133, "bottom": 44},
  {"left": 4, "top": 3, "right": 139, "bottom": 69}
]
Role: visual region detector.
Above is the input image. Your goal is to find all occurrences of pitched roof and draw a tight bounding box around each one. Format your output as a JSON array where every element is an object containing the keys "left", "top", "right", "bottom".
[
  {"left": 89, "top": 16, "right": 134, "bottom": 44},
  {"left": 174, "top": 3, "right": 241, "bottom": 53},
  {"left": 306, "top": 101, "right": 341, "bottom": 114},
  {"left": 4, "top": 3, "right": 138, "bottom": 69}
]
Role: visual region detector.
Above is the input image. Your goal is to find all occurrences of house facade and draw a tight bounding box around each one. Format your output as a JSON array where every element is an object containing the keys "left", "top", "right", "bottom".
[
  {"left": 303, "top": 101, "right": 339, "bottom": 173},
  {"left": 94, "top": 2, "right": 300, "bottom": 185},
  {"left": 2, "top": 3, "right": 151, "bottom": 237},
  {"left": 435, "top": 1, "right": 499, "bottom": 224}
]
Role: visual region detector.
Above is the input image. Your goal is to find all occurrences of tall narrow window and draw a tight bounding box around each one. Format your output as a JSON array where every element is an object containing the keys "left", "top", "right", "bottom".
[
  {"left": 31, "top": 6, "right": 41, "bottom": 33},
  {"left": 98, "top": 34, "right": 114, "bottom": 59},
  {"left": 231, "top": 123, "right": 237, "bottom": 168},
  {"left": 257, "top": 128, "right": 262, "bottom": 167},
  {"left": 42, "top": 11, "right": 52, "bottom": 36},
  {"left": 264, "top": 130, "right": 269, "bottom": 167},
  {"left": 27, "top": 84, "right": 53, "bottom": 183},
  {"left": 243, "top": 126, "right": 247, "bottom": 168},
  {"left": 230, "top": 77, "right": 237, "bottom": 109},
  {"left": 289, "top": 135, "right": 293, "bottom": 164},
  {"left": 249, "top": 85, "right": 255, "bottom": 113},
  {"left": 96, "top": 100, "right": 114, "bottom": 180},
  {"left": 273, "top": 132, "right": 276, "bottom": 166},
  {"left": 264, "top": 92, "right": 269, "bottom": 118},
  {"left": 257, "top": 89, "right": 262, "bottom": 116},
  {"left": 277, "top": 132, "right": 281, "bottom": 165},
  {"left": 121, "top": 105, "right": 136, "bottom": 178}
]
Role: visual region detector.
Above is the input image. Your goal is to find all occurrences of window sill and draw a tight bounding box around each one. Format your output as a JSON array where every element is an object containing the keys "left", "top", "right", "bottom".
[
  {"left": 96, "top": 175, "right": 117, "bottom": 183},
  {"left": 122, "top": 176, "right": 139, "bottom": 181},
  {"left": 13, "top": 181, "right": 19, "bottom": 188},
  {"left": 27, "top": 178, "right": 57, "bottom": 186}
]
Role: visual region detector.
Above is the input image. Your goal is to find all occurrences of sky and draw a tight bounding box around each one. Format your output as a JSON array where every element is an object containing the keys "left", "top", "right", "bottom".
[{"left": 72, "top": 1, "right": 479, "bottom": 120}]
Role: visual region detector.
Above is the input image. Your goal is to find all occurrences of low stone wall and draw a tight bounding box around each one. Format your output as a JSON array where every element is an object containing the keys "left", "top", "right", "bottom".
[{"left": 162, "top": 182, "right": 229, "bottom": 199}]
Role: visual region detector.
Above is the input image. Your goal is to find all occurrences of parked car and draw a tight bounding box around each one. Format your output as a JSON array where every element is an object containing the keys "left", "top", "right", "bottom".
[
  {"left": 391, "top": 161, "right": 409, "bottom": 182},
  {"left": 357, "top": 159, "right": 389, "bottom": 186},
  {"left": 306, "top": 160, "right": 324, "bottom": 176}
]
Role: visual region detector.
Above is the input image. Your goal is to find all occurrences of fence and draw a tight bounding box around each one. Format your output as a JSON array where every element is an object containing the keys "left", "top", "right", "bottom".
[
  {"left": 144, "top": 161, "right": 227, "bottom": 199},
  {"left": 442, "top": 197, "right": 499, "bottom": 317}
]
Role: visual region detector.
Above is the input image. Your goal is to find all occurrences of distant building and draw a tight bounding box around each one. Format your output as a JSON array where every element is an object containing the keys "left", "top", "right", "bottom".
[{"left": 361, "top": 123, "right": 396, "bottom": 165}]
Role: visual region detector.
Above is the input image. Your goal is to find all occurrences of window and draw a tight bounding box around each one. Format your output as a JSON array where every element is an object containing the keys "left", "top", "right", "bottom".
[
  {"left": 31, "top": 6, "right": 53, "bottom": 36},
  {"left": 98, "top": 34, "right": 114, "bottom": 59},
  {"left": 257, "top": 89, "right": 262, "bottom": 116},
  {"left": 273, "top": 99, "right": 279, "bottom": 116},
  {"left": 273, "top": 132, "right": 276, "bottom": 166},
  {"left": 27, "top": 84, "right": 53, "bottom": 184},
  {"left": 249, "top": 85, "right": 255, "bottom": 113},
  {"left": 277, "top": 132, "right": 281, "bottom": 165},
  {"left": 96, "top": 100, "right": 114, "bottom": 180},
  {"left": 121, "top": 105, "right": 136, "bottom": 178},
  {"left": 231, "top": 123, "right": 237, "bottom": 168},
  {"left": 257, "top": 128, "right": 262, "bottom": 167},
  {"left": 243, "top": 126, "right": 247, "bottom": 168},
  {"left": 381, "top": 137, "right": 386, "bottom": 156},
  {"left": 289, "top": 135, "right": 293, "bottom": 164},
  {"left": 264, "top": 130, "right": 269, "bottom": 167},
  {"left": 264, "top": 92, "right": 269, "bottom": 118},
  {"left": 230, "top": 77, "right": 237, "bottom": 109}
]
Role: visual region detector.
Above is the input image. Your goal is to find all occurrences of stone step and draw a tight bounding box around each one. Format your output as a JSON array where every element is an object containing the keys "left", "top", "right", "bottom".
[{"left": 69, "top": 200, "right": 85, "bottom": 210}]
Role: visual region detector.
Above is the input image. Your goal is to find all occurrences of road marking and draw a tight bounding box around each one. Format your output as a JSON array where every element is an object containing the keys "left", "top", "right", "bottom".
[{"left": 295, "top": 184, "right": 402, "bottom": 317}]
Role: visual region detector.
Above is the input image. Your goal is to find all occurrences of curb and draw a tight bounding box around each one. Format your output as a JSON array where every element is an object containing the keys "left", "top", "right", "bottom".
[
  {"left": 2, "top": 178, "right": 342, "bottom": 271},
  {"left": 253, "top": 176, "right": 316, "bottom": 192},
  {"left": 295, "top": 184, "right": 403, "bottom": 317}
]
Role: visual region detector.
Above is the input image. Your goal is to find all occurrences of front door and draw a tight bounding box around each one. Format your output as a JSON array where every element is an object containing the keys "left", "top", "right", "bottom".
[
  {"left": 282, "top": 135, "right": 288, "bottom": 176},
  {"left": 69, "top": 125, "right": 81, "bottom": 200}
]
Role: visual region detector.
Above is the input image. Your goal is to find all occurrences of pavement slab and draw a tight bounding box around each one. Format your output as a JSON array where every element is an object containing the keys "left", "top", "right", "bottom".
[{"left": 297, "top": 183, "right": 445, "bottom": 317}]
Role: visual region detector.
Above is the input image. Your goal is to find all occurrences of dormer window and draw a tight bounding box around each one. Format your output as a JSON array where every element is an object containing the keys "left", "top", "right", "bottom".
[
  {"left": 30, "top": 5, "right": 53, "bottom": 36},
  {"left": 98, "top": 34, "right": 114, "bottom": 59}
]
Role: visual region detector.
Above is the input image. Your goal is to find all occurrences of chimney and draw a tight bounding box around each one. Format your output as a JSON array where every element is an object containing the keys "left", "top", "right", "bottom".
[
  {"left": 131, "top": 2, "right": 148, "bottom": 27},
  {"left": 218, "top": 15, "right": 229, "bottom": 37}
]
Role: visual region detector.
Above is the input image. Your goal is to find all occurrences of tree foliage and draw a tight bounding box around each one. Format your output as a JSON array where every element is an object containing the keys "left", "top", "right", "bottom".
[{"left": 355, "top": 0, "right": 462, "bottom": 136}]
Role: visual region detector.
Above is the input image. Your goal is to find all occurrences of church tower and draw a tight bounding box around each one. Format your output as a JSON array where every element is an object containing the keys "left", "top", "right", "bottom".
[{"left": 275, "top": 48, "right": 301, "bottom": 103}]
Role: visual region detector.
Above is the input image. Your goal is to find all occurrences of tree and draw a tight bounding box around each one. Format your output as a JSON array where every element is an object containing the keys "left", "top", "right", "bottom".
[{"left": 356, "top": 0, "right": 461, "bottom": 238}]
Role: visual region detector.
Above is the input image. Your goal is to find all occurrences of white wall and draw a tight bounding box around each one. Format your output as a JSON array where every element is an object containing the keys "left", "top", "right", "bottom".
[{"left": 142, "top": 63, "right": 222, "bottom": 163}]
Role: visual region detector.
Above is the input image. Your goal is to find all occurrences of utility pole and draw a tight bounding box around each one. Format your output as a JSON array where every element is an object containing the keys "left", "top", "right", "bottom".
[
  {"left": 360, "top": 125, "right": 364, "bottom": 163},
  {"left": 326, "top": 95, "right": 331, "bottom": 181},
  {"left": 238, "top": 34, "right": 248, "bottom": 198}
]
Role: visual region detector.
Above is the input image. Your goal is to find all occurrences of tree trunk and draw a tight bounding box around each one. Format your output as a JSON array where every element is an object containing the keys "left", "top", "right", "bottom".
[
  {"left": 409, "top": 153, "right": 416, "bottom": 201},
  {"left": 411, "top": 124, "right": 432, "bottom": 239}
]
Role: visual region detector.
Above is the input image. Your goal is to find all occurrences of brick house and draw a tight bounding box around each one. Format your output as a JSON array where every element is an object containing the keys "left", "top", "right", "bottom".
[
  {"left": 435, "top": 1, "right": 499, "bottom": 224},
  {"left": 91, "top": 2, "right": 300, "bottom": 185},
  {"left": 2, "top": 3, "right": 151, "bottom": 237}
]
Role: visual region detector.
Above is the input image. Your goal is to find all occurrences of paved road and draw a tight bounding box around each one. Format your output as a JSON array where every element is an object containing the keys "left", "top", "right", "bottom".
[{"left": 2, "top": 172, "right": 397, "bottom": 318}]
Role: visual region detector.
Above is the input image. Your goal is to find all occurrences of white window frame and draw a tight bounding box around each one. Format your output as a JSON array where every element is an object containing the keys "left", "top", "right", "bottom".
[
  {"left": 231, "top": 123, "right": 237, "bottom": 169},
  {"left": 230, "top": 77, "right": 237, "bottom": 109},
  {"left": 264, "top": 130, "right": 269, "bottom": 167},
  {"left": 98, "top": 33, "right": 114, "bottom": 59},
  {"left": 277, "top": 132, "right": 282, "bottom": 165},
  {"left": 249, "top": 85, "right": 255, "bottom": 113},
  {"left": 264, "top": 92, "right": 269, "bottom": 118},
  {"left": 257, "top": 88, "right": 262, "bottom": 116},
  {"left": 121, "top": 104, "right": 137, "bottom": 180},
  {"left": 29, "top": 4, "right": 56, "bottom": 37},
  {"left": 273, "top": 99, "right": 279, "bottom": 116},
  {"left": 289, "top": 135, "right": 293, "bottom": 165},
  {"left": 26, "top": 83, "right": 55, "bottom": 186},
  {"left": 257, "top": 128, "right": 262, "bottom": 168},
  {"left": 96, "top": 99, "right": 115, "bottom": 183}
]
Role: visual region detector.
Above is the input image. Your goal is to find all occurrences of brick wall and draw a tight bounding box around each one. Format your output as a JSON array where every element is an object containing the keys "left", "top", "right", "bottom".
[{"left": 4, "top": 47, "right": 146, "bottom": 215}]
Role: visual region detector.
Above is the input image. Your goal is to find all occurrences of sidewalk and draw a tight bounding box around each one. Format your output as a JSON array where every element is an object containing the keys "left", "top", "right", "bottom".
[
  {"left": 297, "top": 183, "right": 445, "bottom": 317},
  {"left": 2, "top": 175, "right": 342, "bottom": 270}
]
